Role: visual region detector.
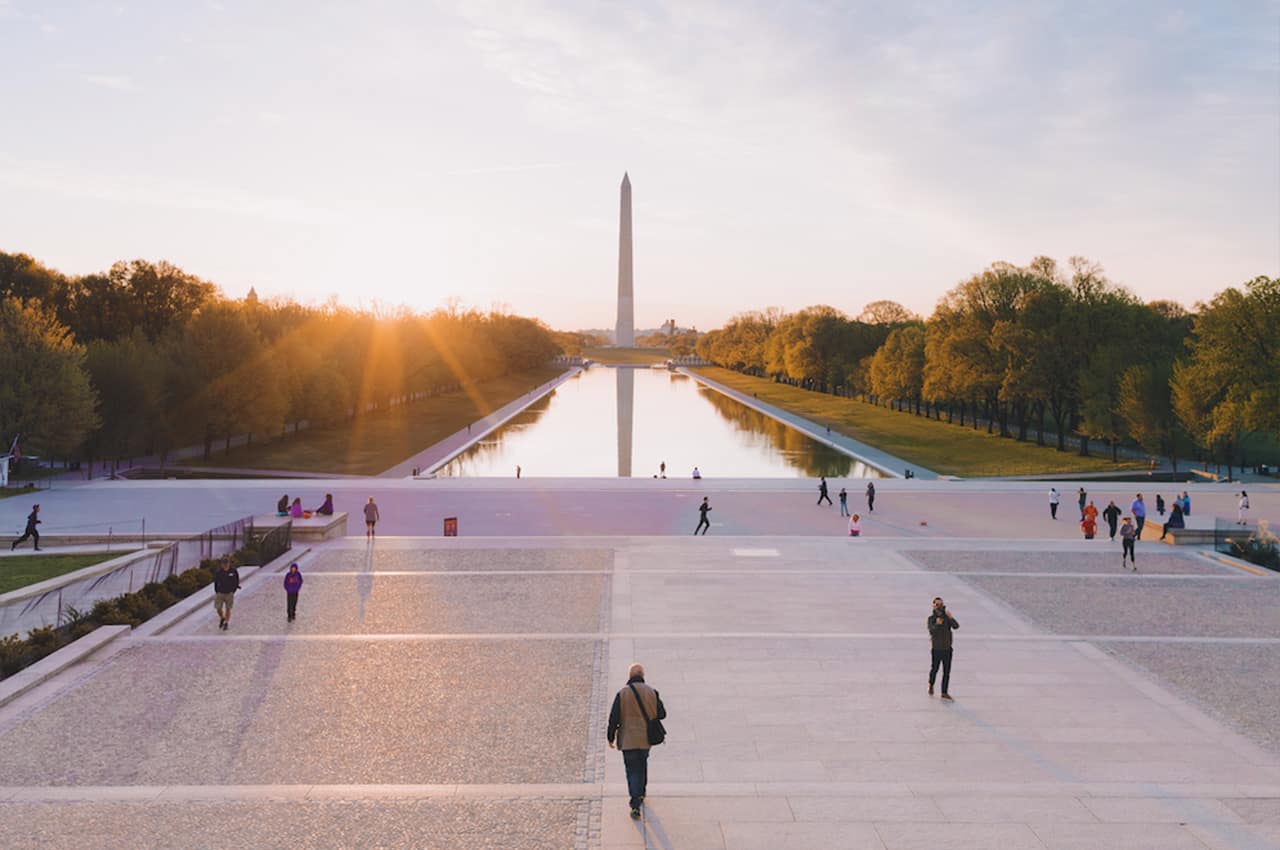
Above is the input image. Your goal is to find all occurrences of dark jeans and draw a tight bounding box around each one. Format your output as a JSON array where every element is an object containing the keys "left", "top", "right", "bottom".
[
  {"left": 1107, "top": 520, "right": 1118, "bottom": 539},
  {"left": 694, "top": 518, "right": 710, "bottom": 535},
  {"left": 286, "top": 592, "right": 298, "bottom": 619},
  {"left": 867, "top": 495, "right": 875, "bottom": 512},
  {"left": 622, "top": 748, "right": 649, "bottom": 807},
  {"left": 11, "top": 527, "right": 39, "bottom": 549},
  {"left": 840, "top": 500, "right": 849, "bottom": 516},
  {"left": 1122, "top": 538, "right": 1135, "bottom": 563},
  {"left": 1135, "top": 516, "right": 1145, "bottom": 539},
  {"left": 817, "top": 493, "right": 831, "bottom": 505},
  {"left": 1050, "top": 503, "right": 1058, "bottom": 519},
  {"left": 929, "top": 649, "right": 953, "bottom": 693}
]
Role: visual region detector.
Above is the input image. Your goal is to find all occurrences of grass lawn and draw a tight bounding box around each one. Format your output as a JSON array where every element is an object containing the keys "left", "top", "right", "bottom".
[
  {"left": 692, "top": 366, "right": 1149, "bottom": 478},
  {"left": 582, "top": 346, "right": 670, "bottom": 365},
  {"left": 200, "top": 363, "right": 569, "bottom": 475},
  {"left": 0, "top": 552, "right": 119, "bottom": 595}
]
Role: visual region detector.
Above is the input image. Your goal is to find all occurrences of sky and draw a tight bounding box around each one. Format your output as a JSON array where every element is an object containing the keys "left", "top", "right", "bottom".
[{"left": 1, "top": 1, "right": 1277, "bottom": 332}]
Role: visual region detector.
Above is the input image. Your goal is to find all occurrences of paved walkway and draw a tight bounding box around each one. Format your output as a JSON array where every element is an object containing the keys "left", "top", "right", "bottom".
[
  {"left": 680, "top": 369, "right": 937, "bottom": 479},
  {"left": 0, "top": 535, "right": 1278, "bottom": 848}
]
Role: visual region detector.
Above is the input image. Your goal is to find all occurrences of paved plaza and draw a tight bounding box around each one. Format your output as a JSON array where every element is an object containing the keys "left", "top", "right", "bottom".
[{"left": 1, "top": 528, "right": 1278, "bottom": 849}]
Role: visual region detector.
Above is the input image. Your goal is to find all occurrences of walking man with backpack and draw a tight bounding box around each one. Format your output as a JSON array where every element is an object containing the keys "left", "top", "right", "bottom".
[{"left": 607, "top": 663, "right": 667, "bottom": 820}]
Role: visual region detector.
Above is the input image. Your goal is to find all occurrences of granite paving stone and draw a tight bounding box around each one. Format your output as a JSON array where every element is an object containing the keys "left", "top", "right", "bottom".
[
  {"left": 301, "top": 548, "right": 612, "bottom": 573},
  {"left": 0, "top": 640, "right": 597, "bottom": 786},
  {"left": 1103, "top": 642, "right": 1280, "bottom": 757},
  {"left": 0, "top": 799, "right": 589, "bottom": 850},
  {"left": 960, "top": 574, "right": 1280, "bottom": 637},
  {"left": 905, "top": 549, "right": 1230, "bottom": 576},
  {"left": 189, "top": 573, "right": 609, "bottom": 635}
]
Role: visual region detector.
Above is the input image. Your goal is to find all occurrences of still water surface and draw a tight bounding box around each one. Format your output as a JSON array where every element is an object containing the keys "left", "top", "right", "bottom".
[{"left": 436, "top": 367, "right": 884, "bottom": 478}]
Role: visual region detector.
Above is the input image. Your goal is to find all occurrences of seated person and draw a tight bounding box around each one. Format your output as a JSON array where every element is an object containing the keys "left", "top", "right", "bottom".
[
  {"left": 289, "top": 498, "right": 304, "bottom": 519},
  {"left": 277, "top": 494, "right": 290, "bottom": 516},
  {"left": 1159, "top": 503, "right": 1185, "bottom": 541},
  {"left": 315, "top": 494, "right": 334, "bottom": 516}
]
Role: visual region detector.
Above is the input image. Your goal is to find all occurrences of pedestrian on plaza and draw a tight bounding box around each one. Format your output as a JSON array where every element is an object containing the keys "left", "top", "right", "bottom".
[
  {"left": 1077, "top": 487, "right": 1087, "bottom": 521},
  {"left": 1102, "top": 500, "right": 1121, "bottom": 541},
  {"left": 927, "top": 596, "right": 958, "bottom": 700},
  {"left": 276, "top": 494, "right": 289, "bottom": 515},
  {"left": 848, "top": 513, "right": 862, "bottom": 537},
  {"left": 1081, "top": 513, "right": 1097, "bottom": 539},
  {"left": 516, "top": 465, "right": 521, "bottom": 479},
  {"left": 1159, "top": 502, "right": 1185, "bottom": 541},
  {"left": 1120, "top": 517, "right": 1137, "bottom": 570},
  {"left": 1131, "top": 494, "right": 1147, "bottom": 539},
  {"left": 607, "top": 662, "right": 667, "bottom": 820},
  {"left": 838, "top": 488, "right": 849, "bottom": 516},
  {"left": 1049, "top": 488, "right": 1060, "bottom": 519},
  {"left": 1238, "top": 491, "right": 1250, "bottom": 525},
  {"left": 364, "top": 497, "right": 380, "bottom": 539},
  {"left": 9, "top": 504, "right": 41, "bottom": 551},
  {"left": 213, "top": 557, "right": 240, "bottom": 630},
  {"left": 1181, "top": 491, "right": 1192, "bottom": 516},
  {"left": 659, "top": 461, "right": 666, "bottom": 478},
  {"left": 283, "top": 562, "right": 303, "bottom": 622},
  {"left": 694, "top": 497, "right": 711, "bottom": 535},
  {"left": 866, "top": 481, "right": 876, "bottom": 512},
  {"left": 1156, "top": 494, "right": 1165, "bottom": 516},
  {"left": 817, "top": 477, "right": 832, "bottom": 506}
]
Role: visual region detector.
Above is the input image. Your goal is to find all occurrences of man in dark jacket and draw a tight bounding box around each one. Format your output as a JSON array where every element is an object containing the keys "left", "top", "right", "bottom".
[
  {"left": 1102, "top": 501, "right": 1122, "bottom": 541},
  {"left": 928, "top": 597, "right": 958, "bottom": 700},
  {"left": 10, "top": 504, "right": 41, "bottom": 551},
  {"left": 607, "top": 663, "right": 667, "bottom": 820},
  {"left": 212, "top": 557, "right": 241, "bottom": 631}
]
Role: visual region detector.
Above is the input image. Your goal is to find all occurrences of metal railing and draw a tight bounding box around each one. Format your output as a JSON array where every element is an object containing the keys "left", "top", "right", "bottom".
[{"left": 0, "top": 516, "right": 253, "bottom": 636}]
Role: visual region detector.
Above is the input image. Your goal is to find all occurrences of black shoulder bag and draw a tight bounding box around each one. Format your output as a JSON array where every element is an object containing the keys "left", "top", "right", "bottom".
[{"left": 628, "top": 683, "right": 665, "bottom": 746}]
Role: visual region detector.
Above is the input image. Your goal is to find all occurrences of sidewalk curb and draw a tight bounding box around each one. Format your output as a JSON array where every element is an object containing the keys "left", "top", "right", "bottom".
[{"left": 0, "top": 625, "right": 129, "bottom": 709}]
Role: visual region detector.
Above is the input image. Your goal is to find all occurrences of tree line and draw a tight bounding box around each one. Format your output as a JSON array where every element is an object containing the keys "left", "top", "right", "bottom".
[
  {"left": 0, "top": 251, "right": 561, "bottom": 472},
  {"left": 696, "top": 256, "right": 1279, "bottom": 474}
]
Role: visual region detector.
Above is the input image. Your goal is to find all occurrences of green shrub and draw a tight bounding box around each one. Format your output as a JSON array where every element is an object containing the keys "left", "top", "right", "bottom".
[{"left": 0, "top": 633, "right": 27, "bottom": 677}]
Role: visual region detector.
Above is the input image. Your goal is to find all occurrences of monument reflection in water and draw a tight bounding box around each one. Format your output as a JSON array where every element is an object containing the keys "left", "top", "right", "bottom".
[{"left": 435, "top": 366, "right": 884, "bottom": 478}]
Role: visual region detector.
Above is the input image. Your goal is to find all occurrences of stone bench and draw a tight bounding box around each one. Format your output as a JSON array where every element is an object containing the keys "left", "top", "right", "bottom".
[
  {"left": 253, "top": 512, "right": 348, "bottom": 542},
  {"left": 1160, "top": 516, "right": 1215, "bottom": 545}
]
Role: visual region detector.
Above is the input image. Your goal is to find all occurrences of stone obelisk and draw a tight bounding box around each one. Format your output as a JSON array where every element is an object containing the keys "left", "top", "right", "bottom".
[{"left": 615, "top": 172, "right": 635, "bottom": 347}]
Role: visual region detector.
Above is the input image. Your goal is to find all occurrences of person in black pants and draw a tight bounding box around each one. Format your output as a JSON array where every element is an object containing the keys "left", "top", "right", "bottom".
[
  {"left": 817, "top": 478, "right": 832, "bottom": 506},
  {"left": 694, "top": 497, "right": 712, "bottom": 535},
  {"left": 10, "top": 504, "right": 41, "bottom": 551},
  {"left": 866, "top": 481, "right": 876, "bottom": 512},
  {"left": 1102, "top": 500, "right": 1121, "bottom": 541},
  {"left": 927, "top": 596, "right": 958, "bottom": 700}
]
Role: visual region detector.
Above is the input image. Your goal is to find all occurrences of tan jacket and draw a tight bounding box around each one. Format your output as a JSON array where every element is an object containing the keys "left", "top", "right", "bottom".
[{"left": 609, "top": 680, "right": 664, "bottom": 751}]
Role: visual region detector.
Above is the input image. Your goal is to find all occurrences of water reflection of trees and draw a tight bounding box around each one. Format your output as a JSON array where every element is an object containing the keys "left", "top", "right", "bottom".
[
  {"left": 698, "top": 388, "right": 874, "bottom": 477},
  {"left": 435, "top": 392, "right": 555, "bottom": 476}
]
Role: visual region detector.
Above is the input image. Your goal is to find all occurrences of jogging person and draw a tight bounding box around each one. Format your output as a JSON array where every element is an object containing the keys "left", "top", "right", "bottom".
[
  {"left": 1102, "top": 500, "right": 1121, "bottom": 541},
  {"left": 1120, "top": 517, "right": 1137, "bottom": 570},
  {"left": 9, "top": 504, "right": 41, "bottom": 551},
  {"left": 363, "top": 497, "right": 380, "bottom": 539},
  {"left": 694, "top": 497, "right": 711, "bottom": 535}
]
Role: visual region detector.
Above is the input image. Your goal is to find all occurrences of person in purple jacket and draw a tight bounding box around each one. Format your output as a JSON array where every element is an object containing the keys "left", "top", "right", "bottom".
[{"left": 283, "top": 563, "right": 304, "bottom": 622}]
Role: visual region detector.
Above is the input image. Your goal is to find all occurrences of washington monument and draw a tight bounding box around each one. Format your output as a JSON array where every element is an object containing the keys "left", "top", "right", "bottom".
[{"left": 616, "top": 172, "right": 634, "bottom": 346}]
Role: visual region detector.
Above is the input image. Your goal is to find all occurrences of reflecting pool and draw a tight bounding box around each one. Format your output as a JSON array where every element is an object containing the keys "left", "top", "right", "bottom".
[{"left": 435, "top": 366, "right": 885, "bottom": 478}]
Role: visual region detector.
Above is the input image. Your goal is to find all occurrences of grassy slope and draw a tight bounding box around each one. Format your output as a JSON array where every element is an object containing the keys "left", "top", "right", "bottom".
[
  {"left": 692, "top": 366, "right": 1148, "bottom": 477},
  {"left": 200, "top": 363, "right": 568, "bottom": 475},
  {"left": 582, "top": 346, "right": 669, "bottom": 365},
  {"left": 0, "top": 552, "right": 118, "bottom": 594}
]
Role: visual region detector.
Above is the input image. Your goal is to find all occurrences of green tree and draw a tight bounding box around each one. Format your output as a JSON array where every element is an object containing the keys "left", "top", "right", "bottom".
[{"left": 0, "top": 298, "right": 100, "bottom": 458}]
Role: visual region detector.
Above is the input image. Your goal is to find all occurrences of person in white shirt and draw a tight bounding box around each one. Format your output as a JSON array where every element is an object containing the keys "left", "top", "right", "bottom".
[
  {"left": 1238, "top": 491, "right": 1250, "bottom": 525},
  {"left": 1048, "top": 488, "right": 1060, "bottom": 520}
]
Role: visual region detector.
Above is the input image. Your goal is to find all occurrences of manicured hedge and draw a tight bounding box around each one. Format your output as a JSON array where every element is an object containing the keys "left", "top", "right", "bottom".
[{"left": 0, "top": 553, "right": 246, "bottom": 680}]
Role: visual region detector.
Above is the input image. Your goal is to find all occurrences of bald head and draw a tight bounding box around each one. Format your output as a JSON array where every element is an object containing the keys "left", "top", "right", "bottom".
[{"left": 628, "top": 663, "right": 645, "bottom": 680}]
